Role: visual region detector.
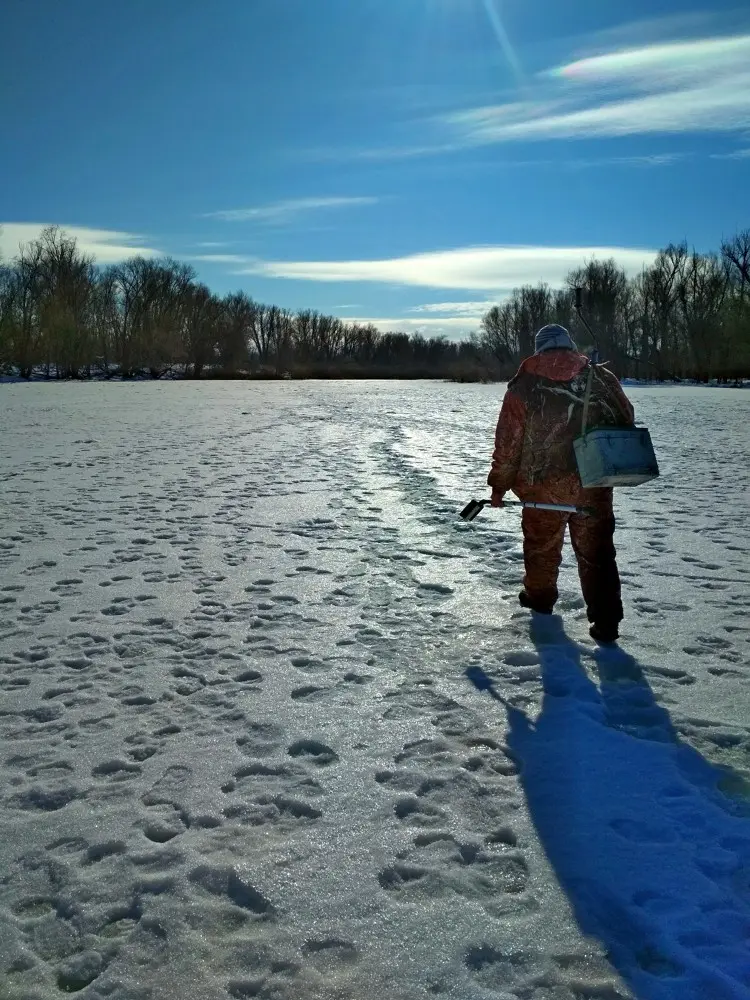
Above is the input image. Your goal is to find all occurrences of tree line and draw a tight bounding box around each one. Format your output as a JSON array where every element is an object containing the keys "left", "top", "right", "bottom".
[
  {"left": 477, "top": 233, "right": 750, "bottom": 382},
  {"left": 1, "top": 225, "right": 748, "bottom": 382}
]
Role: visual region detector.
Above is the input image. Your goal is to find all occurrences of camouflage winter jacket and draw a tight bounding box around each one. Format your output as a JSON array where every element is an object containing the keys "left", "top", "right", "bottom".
[{"left": 487, "top": 349, "right": 635, "bottom": 492}]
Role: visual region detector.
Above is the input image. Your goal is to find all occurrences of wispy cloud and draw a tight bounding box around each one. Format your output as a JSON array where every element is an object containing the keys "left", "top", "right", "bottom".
[
  {"left": 579, "top": 11, "right": 725, "bottom": 52},
  {"left": 0, "top": 223, "right": 161, "bottom": 263},
  {"left": 563, "top": 152, "right": 687, "bottom": 169},
  {"left": 190, "top": 254, "right": 252, "bottom": 265},
  {"left": 340, "top": 143, "right": 685, "bottom": 166},
  {"left": 323, "top": 142, "right": 461, "bottom": 163},
  {"left": 408, "top": 300, "right": 499, "bottom": 316},
  {"left": 344, "top": 315, "right": 484, "bottom": 337},
  {"left": 346, "top": 30, "right": 750, "bottom": 159},
  {"left": 204, "top": 196, "right": 378, "bottom": 224},
  {"left": 710, "top": 148, "right": 750, "bottom": 160},
  {"left": 549, "top": 34, "right": 750, "bottom": 84},
  {"left": 230, "top": 244, "right": 657, "bottom": 292},
  {"left": 446, "top": 33, "right": 750, "bottom": 144}
]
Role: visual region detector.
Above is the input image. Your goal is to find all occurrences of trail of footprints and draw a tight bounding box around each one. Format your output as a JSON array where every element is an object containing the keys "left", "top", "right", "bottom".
[
  {"left": 0, "top": 510, "right": 366, "bottom": 997},
  {"left": 366, "top": 685, "right": 628, "bottom": 997},
  {"left": 0, "top": 725, "right": 341, "bottom": 996},
  {"left": 373, "top": 728, "right": 536, "bottom": 923}
]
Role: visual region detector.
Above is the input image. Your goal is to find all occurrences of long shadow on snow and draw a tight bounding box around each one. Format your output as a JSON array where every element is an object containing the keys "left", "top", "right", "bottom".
[{"left": 467, "top": 616, "right": 750, "bottom": 1000}]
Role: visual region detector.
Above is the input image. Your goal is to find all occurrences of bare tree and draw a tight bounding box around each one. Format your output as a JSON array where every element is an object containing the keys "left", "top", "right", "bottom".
[
  {"left": 722, "top": 230, "right": 750, "bottom": 301},
  {"left": 567, "top": 259, "right": 629, "bottom": 366},
  {"left": 293, "top": 310, "right": 344, "bottom": 363},
  {"left": 479, "top": 304, "right": 517, "bottom": 364},
  {"left": 180, "top": 281, "right": 219, "bottom": 378},
  {"left": 105, "top": 257, "right": 150, "bottom": 376},
  {"left": 676, "top": 252, "right": 728, "bottom": 380},
  {"left": 518, "top": 285, "right": 553, "bottom": 357},
  {"left": 341, "top": 322, "right": 379, "bottom": 363},
  {"left": 248, "top": 303, "right": 273, "bottom": 366},
  {"left": 268, "top": 306, "right": 294, "bottom": 375},
  {"left": 2, "top": 235, "right": 46, "bottom": 377},
  {"left": 217, "top": 291, "right": 254, "bottom": 371},
  {"left": 720, "top": 231, "right": 750, "bottom": 378}
]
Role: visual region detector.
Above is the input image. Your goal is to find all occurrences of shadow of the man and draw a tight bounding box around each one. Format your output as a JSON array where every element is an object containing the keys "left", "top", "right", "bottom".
[{"left": 466, "top": 616, "right": 750, "bottom": 1000}]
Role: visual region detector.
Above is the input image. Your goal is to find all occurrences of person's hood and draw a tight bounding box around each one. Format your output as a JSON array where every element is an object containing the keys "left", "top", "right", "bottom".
[{"left": 519, "top": 349, "right": 590, "bottom": 382}]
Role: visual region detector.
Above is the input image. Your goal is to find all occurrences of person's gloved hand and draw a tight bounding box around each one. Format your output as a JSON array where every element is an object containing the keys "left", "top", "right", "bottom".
[{"left": 491, "top": 488, "right": 505, "bottom": 508}]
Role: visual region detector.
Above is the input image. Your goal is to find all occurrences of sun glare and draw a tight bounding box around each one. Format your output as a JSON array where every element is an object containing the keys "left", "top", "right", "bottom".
[{"left": 480, "top": 0, "right": 526, "bottom": 89}]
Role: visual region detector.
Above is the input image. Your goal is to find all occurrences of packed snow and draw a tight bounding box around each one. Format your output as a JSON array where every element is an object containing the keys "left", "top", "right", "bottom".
[{"left": 0, "top": 379, "right": 749, "bottom": 1000}]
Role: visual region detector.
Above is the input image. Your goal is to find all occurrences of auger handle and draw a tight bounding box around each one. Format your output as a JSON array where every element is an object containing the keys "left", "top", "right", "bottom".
[{"left": 460, "top": 498, "right": 595, "bottom": 521}]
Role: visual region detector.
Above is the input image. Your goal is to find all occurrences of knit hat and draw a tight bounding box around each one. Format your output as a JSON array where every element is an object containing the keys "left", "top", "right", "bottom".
[{"left": 534, "top": 324, "right": 577, "bottom": 354}]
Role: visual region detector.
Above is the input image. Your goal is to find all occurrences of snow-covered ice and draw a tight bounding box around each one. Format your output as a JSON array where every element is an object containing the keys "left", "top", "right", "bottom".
[{"left": 0, "top": 379, "right": 749, "bottom": 1000}]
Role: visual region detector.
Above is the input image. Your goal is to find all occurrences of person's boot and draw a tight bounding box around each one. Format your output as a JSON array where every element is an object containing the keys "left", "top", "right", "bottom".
[
  {"left": 589, "top": 622, "right": 619, "bottom": 644},
  {"left": 519, "top": 590, "right": 554, "bottom": 615}
]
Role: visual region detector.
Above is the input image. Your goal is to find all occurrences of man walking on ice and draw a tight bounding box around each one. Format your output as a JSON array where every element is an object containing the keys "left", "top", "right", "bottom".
[{"left": 487, "top": 323, "right": 636, "bottom": 645}]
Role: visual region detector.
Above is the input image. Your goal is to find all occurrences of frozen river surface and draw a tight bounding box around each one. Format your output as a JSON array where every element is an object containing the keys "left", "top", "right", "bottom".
[{"left": 1, "top": 379, "right": 750, "bottom": 1000}]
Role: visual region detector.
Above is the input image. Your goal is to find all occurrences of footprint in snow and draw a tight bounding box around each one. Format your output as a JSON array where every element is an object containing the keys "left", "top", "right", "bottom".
[
  {"left": 188, "top": 865, "right": 274, "bottom": 917},
  {"left": 393, "top": 795, "right": 446, "bottom": 827},
  {"left": 417, "top": 581, "right": 454, "bottom": 596},
  {"left": 223, "top": 795, "right": 322, "bottom": 827},
  {"left": 92, "top": 759, "right": 142, "bottom": 782},
  {"left": 464, "top": 944, "right": 552, "bottom": 991},
  {"left": 287, "top": 739, "right": 338, "bottom": 766},
  {"left": 379, "top": 830, "right": 536, "bottom": 926},
  {"left": 291, "top": 684, "right": 330, "bottom": 701},
  {"left": 236, "top": 722, "right": 285, "bottom": 757},
  {"left": 225, "top": 760, "right": 322, "bottom": 799},
  {"left": 302, "top": 937, "right": 359, "bottom": 970}
]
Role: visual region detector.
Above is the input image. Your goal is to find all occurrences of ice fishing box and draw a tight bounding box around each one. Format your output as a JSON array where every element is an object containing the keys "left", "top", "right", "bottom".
[{"left": 574, "top": 426, "right": 660, "bottom": 488}]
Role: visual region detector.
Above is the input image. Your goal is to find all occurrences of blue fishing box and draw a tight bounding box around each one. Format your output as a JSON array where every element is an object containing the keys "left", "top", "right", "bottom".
[{"left": 574, "top": 426, "right": 660, "bottom": 488}]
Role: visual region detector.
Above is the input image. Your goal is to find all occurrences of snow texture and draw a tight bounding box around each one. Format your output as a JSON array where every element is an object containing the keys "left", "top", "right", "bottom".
[{"left": 0, "top": 379, "right": 749, "bottom": 1000}]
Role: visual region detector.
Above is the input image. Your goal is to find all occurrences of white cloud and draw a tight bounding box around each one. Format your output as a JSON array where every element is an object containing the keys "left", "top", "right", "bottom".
[
  {"left": 190, "top": 254, "right": 251, "bottom": 264},
  {"left": 551, "top": 35, "right": 750, "bottom": 86},
  {"left": 408, "top": 300, "right": 499, "bottom": 316},
  {"left": 452, "top": 82, "right": 750, "bottom": 141},
  {"left": 234, "top": 244, "right": 657, "bottom": 292},
  {"left": 204, "top": 197, "right": 378, "bottom": 224},
  {"left": 710, "top": 148, "right": 750, "bottom": 160},
  {"left": 344, "top": 142, "right": 686, "bottom": 165},
  {"left": 579, "top": 12, "right": 723, "bottom": 53},
  {"left": 569, "top": 153, "right": 684, "bottom": 167},
  {"left": 344, "top": 315, "right": 483, "bottom": 338},
  {"left": 0, "top": 223, "right": 160, "bottom": 263},
  {"left": 445, "top": 33, "right": 750, "bottom": 144},
  {"left": 331, "top": 142, "right": 462, "bottom": 162}
]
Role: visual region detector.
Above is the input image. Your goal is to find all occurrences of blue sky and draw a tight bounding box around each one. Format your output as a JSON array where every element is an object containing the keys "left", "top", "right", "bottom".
[{"left": 1, "top": 0, "right": 749, "bottom": 337}]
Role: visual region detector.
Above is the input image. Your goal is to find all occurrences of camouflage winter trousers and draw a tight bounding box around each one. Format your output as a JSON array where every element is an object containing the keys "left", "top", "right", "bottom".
[{"left": 516, "top": 477, "right": 623, "bottom": 626}]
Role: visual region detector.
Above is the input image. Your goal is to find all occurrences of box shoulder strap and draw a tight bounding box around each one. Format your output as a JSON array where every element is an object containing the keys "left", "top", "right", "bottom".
[
  {"left": 581, "top": 363, "right": 633, "bottom": 436},
  {"left": 580, "top": 362, "right": 596, "bottom": 438}
]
